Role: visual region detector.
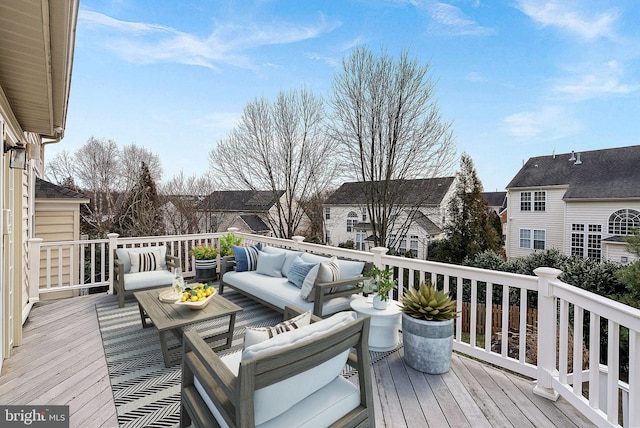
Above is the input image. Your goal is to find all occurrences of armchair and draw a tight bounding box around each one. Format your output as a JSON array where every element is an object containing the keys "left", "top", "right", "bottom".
[
  {"left": 181, "top": 305, "right": 374, "bottom": 427},
  {"left": 113, "top": 245, "right": 179, "bottom": 308}
]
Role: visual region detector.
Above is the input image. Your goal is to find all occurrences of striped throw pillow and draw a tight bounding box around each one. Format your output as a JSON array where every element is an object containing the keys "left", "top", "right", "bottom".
[
  {"left": 232, "top": 244, "right": 262, "bottom": 272},
  {"left": 243, "top": 311, "right": 312, "bottom": 349},
  {"left": 129, "top": 249, "right": 161, "bottom": 273}
]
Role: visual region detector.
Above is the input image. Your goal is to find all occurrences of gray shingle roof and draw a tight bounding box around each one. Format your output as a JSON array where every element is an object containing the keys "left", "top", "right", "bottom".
[
  {"left": 413, "top": 211, "right": 442, "bottom": 235},
  {"left": 506, "top": 146, "right": 640, "bottom": 199},
  {"left": 197, "top": 190, "right": 285, "bottom": 211},
  {"left": 35, "top": 178, "right": 89, "bottom": 200},
  {"left": 324, "top": 177, "right": 455, "bottom": 206},
  {"left": 239, "top": 214, "right": 270, "bottom": 232},
  {"left": 482, "top": 191, "right": 507, "bottom": 209}
]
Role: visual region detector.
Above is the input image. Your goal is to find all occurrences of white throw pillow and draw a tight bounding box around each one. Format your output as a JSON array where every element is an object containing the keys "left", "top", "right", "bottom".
[{"left": 255, "top": 251, "right": 286, "bottom": 277}]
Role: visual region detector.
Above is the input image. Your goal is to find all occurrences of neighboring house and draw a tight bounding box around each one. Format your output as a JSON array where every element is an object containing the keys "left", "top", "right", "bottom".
[
  {"left": 34, "top": 179, "right": 89, "bottom": 300},
  {"left": 0, "top": 1, "right": 78, "bottom": 367},
  {"left": 323, "top": 177, "right": 456, "bottom": 259},
  {"left": 482, "top": 191, "right": 508, "bottom": 241},
  {"left": 505, "top": 146, "right": 640, "bottom": 263},
  {"left": 196, "top": 190, "right": 309, "bottom": 237},
  {"left": 160, "top": 194, "right": 205, "bottom": 235}
]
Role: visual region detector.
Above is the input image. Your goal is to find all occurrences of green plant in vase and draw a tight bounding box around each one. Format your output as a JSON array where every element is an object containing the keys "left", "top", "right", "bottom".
[
  {"left": 219, "top": 233, "right": 243, "bottom": 257},
  {"left": 366, "top": 266, "right": 395, "bottom": 309}
]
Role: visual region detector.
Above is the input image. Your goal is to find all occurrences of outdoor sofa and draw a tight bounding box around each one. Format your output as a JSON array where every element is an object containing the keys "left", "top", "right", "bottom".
[{"left": 220, "top": 245, "right": 370, "bottom": 317}]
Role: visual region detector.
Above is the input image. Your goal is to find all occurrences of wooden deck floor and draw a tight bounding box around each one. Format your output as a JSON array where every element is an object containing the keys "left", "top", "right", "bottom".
[{"left": 0, "top": 292, "right": 595, "bottom": 428}]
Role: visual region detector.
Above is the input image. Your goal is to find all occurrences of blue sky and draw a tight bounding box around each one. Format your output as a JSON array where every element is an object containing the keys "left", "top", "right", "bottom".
[{"left": 56, "top": 0, "right": 640, "bottom": 192}]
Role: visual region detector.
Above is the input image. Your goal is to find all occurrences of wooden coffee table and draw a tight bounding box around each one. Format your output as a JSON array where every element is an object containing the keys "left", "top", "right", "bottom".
[{"left": 134, "top": 288, "right": 243, "bottom": 367}]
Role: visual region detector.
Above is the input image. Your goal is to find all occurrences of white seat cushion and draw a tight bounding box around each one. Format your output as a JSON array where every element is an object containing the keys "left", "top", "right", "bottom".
[{"left": 122, "top": 270, "right": 174, "bottom": 291}]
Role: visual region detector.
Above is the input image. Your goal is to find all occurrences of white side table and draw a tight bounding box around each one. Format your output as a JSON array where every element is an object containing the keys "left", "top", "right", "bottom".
[{"left": 350, "top": 297, "right": 401, "bottom": 352}]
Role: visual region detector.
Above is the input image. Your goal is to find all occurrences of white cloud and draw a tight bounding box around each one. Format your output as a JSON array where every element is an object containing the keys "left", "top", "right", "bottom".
[
  {"left": 306, "top": 53, "right": 341, "bottom": 68},
  {"left": 78, "top": 9, "right": 340, "bottom": 71},
  {"left": 192, "top": 112, "right": 242, "bottom": 131},
  {"left": 466, "top": 71, "right": 485, "bottom": 82},
  {"left": 553, "top": 60, "right": 639, "bottom": 99},
  {"left": 427, "top": 2, "right": 495, "bottom": 36},
  {"left": 515, "top": 1, "right": 618, "bottom": 40},
  {"left": 503, "top": 106, "right": 582, "bottom": 138}
]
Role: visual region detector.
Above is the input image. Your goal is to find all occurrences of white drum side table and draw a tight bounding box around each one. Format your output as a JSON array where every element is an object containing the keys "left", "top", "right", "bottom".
[{"left": 350, "top": 296, "right": 401, "bottom": 352}]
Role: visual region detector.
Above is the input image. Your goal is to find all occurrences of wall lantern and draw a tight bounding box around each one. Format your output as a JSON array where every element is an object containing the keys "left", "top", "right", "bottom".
[{"left": 4, "top": 141, "right": 28, "bottom": 170}]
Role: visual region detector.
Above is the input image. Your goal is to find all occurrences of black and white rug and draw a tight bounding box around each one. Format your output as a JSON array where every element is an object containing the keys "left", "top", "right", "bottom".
[{"left": 96, "top": 289, "right": 401, "bottom": 428}]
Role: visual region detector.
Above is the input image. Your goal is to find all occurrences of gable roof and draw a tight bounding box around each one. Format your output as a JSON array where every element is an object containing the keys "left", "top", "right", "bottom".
[
  {"left": 239, "top": 214, "right": 270, "bottom": 233},
  {"left": 482, "top": 191, "right": 507, "bottom": 209},
  {"left": 413, "top": 211, "right": 442, "bottom": 235},
  {"left": 506, "top": 145, "right": 640, "bottom": 199},
  {"left": 197, "top": 190, "right": 285, "bottom": 211},
  {"left": 35, "top": 178, "right": 88, "bottom": 201},
  {"left": 324, "top": 177, "right": 455, "bottom": 206}
]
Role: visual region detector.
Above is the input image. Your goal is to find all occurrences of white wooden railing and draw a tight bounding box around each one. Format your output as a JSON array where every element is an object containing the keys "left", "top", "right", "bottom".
[{"left": 27, "top": 231, "right": 639, "bottom": 427}]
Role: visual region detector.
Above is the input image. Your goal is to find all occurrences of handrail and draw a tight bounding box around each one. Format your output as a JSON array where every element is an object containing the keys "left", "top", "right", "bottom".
[{"left": 27, "top": 230, "right": 638, "bottom": 426}]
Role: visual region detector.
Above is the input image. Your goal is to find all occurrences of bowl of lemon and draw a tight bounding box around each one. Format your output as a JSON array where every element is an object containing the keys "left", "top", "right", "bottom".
[{"left": 175, "top": 283, "right": 216, "bottom": 309}]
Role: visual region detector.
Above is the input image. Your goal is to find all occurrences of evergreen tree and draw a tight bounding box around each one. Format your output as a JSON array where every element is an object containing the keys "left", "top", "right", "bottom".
[
  {"left": 113, "top": 162, "right": 163, "bottom": 237},
  {"left": 441, "top": 153, "right": 500, "bottom": 263}
]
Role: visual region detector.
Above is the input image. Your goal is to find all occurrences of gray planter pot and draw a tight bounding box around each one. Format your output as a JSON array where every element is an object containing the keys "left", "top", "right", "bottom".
[
  {"left": 194, "top": 259, "right": 217, "bottom": 281},
  {"left": 402, "top": 313, "right": 454, "bottom": 374}
]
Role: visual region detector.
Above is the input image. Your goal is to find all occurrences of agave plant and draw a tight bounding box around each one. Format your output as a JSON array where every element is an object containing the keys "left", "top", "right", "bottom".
[{"left": 400, "top": 282, "right": 458, "bottom": 321}]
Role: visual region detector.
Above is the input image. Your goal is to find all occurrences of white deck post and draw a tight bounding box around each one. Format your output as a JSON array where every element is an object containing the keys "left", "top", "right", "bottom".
[
  {"left": 533, "top": 267, "right": 561, "bottom": 401},
  {"left": 291, "top": 235, "right": 305, "bottom": 250},
  {"left": 370, "top": 247, "right": 388, "bottom": 269},
  {"left": 107, "top": 233, "right": 119, "bottom": 295}
]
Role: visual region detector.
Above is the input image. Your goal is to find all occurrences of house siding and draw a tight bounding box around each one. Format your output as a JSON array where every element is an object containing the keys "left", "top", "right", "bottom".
[{"left": 506, "top": 188, "right": 566, "bottom": 258}]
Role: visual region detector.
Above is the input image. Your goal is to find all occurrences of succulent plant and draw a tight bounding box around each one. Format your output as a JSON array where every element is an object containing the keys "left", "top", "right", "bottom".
[{"left": 400, "top": 282, "right": 458, "bottom": 321}]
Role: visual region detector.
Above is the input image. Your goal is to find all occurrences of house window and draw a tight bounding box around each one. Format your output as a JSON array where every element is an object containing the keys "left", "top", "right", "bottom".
[
  {"left": 410, "top": 235, "right": 419, "bottom": 257},
  {"left": 608, "top": 209, "right": 640, "bottom": 235},
  {"left": 533, "top": 229, "right": 546, "bottom": 250},
  {"left": 346, "top": 211, "right": 358, "bottom": 232},
  {"left": 519, "top": 229, "right": 531, "bottom": 248},
  {"left": 571, "top": 224, "right": 584, "bottom": 256},
  {"left": 571, "top": 223, "right": 602, "bottom": 261},
  {"left": 587, "top": 225, "right": 602, "bottom": 261},
  {"left": 361, "top": 207, "right": 367, "bottom": 222},
  {"left": 325, "top": 229, "right": 331, "bottom": 244},
  {"left": 324, "top": 207, "right": 331, "bottom": 220},
  {"left": 520, "top": 191, "right": 546, "bottom": 211},
  {"left": 520, "top": 192, "right": 531, "bottom": 211},
  {"left": 356, "top": 231, "right": 366, "bottom": 251},
  {"left": 519, "top": 228, "right": 545, "bottom": 250},
  {"left": 399, "top": 235, "right": 407, "bottom": 254},
  {"left": 533, "top": 191, "right": 546, "bottom": 211}
]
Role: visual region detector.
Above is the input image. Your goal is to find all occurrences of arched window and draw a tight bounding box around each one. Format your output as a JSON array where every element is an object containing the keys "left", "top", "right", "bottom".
[
  {"left": 608, "top": 209, "right": 640, "bottom": 235},
  {"left": 346, "top": 211, "right": 358, "bottom": 232}
]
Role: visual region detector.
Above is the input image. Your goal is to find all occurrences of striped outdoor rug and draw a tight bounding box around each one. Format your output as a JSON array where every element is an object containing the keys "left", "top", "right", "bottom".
[{"left": 96, "top": 288, "right": 401, "bottom": 428}]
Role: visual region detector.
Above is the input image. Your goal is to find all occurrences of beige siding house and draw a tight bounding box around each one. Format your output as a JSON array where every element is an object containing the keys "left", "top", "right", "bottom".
[
  {"left": 506, "top": 146, "right": 640, "bottom": 263},
  {"left": 34, "top": 178, "right": 89, "bottom": 300},
  {"left": 323, "top": 177, "right": 456, "bottom": 259},
  {"left": 0, "top": 1, "right": 78, "bottom": 368}
]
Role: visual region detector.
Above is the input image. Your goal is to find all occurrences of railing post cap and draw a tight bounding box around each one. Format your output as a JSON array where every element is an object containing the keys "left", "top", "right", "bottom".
[
  {"left": 28, "top": 237, "right": 44, "bottom": 242},
  {"left": 292, "top": 236, "right": 305, "bottom": 243},
  {"left": 227, "top": 227, "right": 239, "bottom": 233},
  {"left": 370, "top": 247, "right": 389, "bottom": 255},
  {"left": 533, "top": 267, "right": 562, "bottom": 279},
  {"left": 107, "top": 233, "right": 119, "bottom": 238}
]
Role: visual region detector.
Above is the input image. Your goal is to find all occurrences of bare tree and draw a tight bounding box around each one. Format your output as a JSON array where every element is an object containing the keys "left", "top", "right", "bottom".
[
  {"left": 121, "top": 143, "right": 163, "bottom": 192},
  {"left": 329, "top": 46, "right": 456, "bottom": 247},
  {"left": 113, "top": 161, "right": 163, "bottom": 237},
  {"left": 160, "top": 171, "right": 216, "bottom": 234},
  {"left": 209, "top": 86, "right": 339, "bottom": 238}
]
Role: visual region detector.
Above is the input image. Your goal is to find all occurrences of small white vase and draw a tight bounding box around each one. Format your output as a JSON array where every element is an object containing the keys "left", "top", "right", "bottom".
[{"left": 372, "top": 294, "right": 388, "bottom": 310}]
